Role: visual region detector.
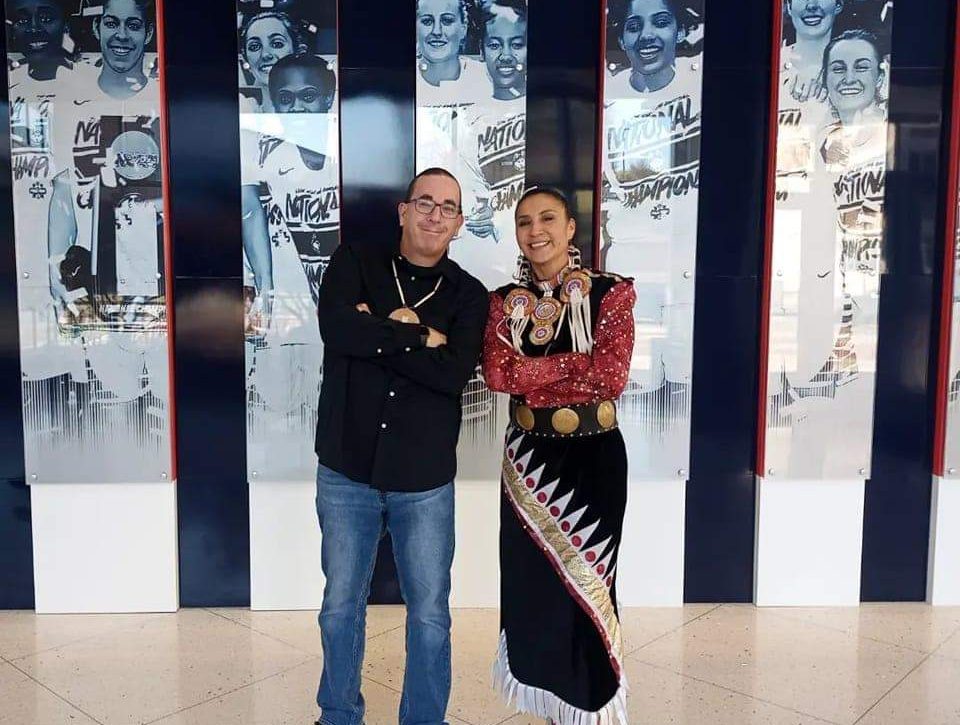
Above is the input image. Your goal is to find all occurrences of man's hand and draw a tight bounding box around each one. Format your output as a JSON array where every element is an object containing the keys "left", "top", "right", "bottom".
[
  {"left": 425, "top": 326, "right": 447, "bottom": 348},
  {"left": 354, "top": 302, "right": 445, "bottom": 347}
]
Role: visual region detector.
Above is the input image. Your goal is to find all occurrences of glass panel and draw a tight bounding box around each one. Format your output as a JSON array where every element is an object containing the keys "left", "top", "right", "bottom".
[
  {"left": 763, "top": 1, "right": 893, "bottom": 479},
  {"left": 414, "top": 0, "right": 528, "bottom": 478},
  {"left": 600, "top": 0, "right": 705, "bottom": 480},
  {"left": 7, "top": 0, "right": 172, "bottom": 483},
  {"left": 238, "top": 1, "right": 339, "bottom": 481}
]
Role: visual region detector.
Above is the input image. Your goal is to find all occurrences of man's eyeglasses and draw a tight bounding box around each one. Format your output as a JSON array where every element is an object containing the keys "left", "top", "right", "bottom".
[{"left": 407, "top": 196, "right": 461, "bottom": 219}]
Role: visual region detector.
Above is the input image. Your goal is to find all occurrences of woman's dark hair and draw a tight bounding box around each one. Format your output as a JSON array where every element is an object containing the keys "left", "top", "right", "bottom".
[
  {"left": 416, "top": 0, "right": 468, "bottom": 24},
  {"left": 820, "top": 28, "right": 882, "bottom": 83},
  {"left": 405, "top": 167, "right": 462, "bottom": 205},
  {"left": 605, "top": 0, "right": 704, "bottom": 73},
  {"left": 22, "top": 0, "right": 75, "bottom": 14},
  {"left": 517, "top": 185, "right": 573, "bottom": 220},
  {"left": 819, "top": 29, "right": 886, "bottom": 120},
  {"left": 267, "top": 52, "right": 336, "bottom": 101},
  {"left": 101, "top": 0, "right": 155, "bottom": 26},
  {"left": 481, "top": 0, "right": 527, "bottom": 33}
]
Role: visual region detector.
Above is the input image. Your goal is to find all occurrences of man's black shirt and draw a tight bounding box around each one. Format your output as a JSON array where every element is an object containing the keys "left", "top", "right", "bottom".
[{"left": 315, "top": 243, "right": 488, "bottom": 491}]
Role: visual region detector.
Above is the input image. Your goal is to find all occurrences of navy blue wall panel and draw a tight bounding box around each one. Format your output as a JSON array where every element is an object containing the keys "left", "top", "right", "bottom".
[
  {"left": 684, "top": 1, "right": 773, "bottom": 602},
  {"left": 525, "top": 0, "right": 601, "bottom": 266},
  {"left": 0, "top": 11, "right": 33, "bottom": 610},
  {"left": 164, "top": 0, "right": 250, "bottom": 606},
  {"left": 861, "top": 3, "right": 956, "bottom": 601}
]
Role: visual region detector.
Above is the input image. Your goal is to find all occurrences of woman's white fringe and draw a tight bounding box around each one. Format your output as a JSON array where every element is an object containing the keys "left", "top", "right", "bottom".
[{"left": 492, "top": 631, "right": 628, "bottom": 725}]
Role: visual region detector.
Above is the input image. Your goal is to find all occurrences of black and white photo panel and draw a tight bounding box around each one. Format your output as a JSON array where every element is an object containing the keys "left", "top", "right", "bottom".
[
  {"left": 601, "top": 0, "right": 705, "bottom": 481},
  {"left": 415, "top": 0, "right": 528, "bottom": 475},
  {"left": 237, "top": 0, "right": 340, "bottom": 482},
  {"left": 765, "top": 0, "right": 893, "bottom": 480},
  {"left": 764, "top": 0, "right": 893, "bottom": 479},
  {"left": 7, "top": 0, "right": 172, "bottom": 483}
]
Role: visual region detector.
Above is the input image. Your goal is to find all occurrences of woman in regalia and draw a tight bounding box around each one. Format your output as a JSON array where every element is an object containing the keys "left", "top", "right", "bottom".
[{"left": 483, "top": 186, "right": 635, "bottom": 724}]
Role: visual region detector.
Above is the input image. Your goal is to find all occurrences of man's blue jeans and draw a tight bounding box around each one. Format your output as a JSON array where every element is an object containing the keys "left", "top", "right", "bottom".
[{"left": 315, "top": 463, "right": 454, "bottom": 725}]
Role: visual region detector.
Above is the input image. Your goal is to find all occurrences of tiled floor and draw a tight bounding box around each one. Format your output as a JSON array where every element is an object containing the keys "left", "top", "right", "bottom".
[{"left": 2, "top": 604, "right": 960, "bottom": 724}]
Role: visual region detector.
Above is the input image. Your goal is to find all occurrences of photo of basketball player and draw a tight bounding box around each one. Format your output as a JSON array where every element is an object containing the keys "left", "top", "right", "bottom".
[
  {"left": 459, "top": 0, "right": 527, "bottom": 248},
  {"left": 5, "top": 0, "right": 171, "bottom": 482},
  {"left": 237, "top": 1, "right": 340, "bottom": 481},
  {"left": 764, "top": 7, "right": 893, "bottom": 480},
  {"left": 239, "top": 10, "right": 301, "bottom": 112},
  {"left": 8, "top": 0, "right": 74, "bottom": 81},
  {"left": 820, "top": 29, "right": 886, "bottom": 281},
  {"left": 418, "top": 0, "right": 471, "bottom": 84},
  {"left": 94, "top": 0, "right": 154, "bottom": 98},
  {"left": 600, "top": 0, "right": 704, "bottom": 477},
  {"left": 821, "top": 29, "right": 885, "bottom": 137},
  {"left": 480, "top": 0, "right": 526, "bottom": 101},
  {"left": 604, "top": 0, "right": 703, "bottom": 96},
  {"left": 47, "top": 0, "right": 161, "bottom": 312},
  {"left": 243, "top": 53, "right": 338, "bottom": 314},
  {"left": 413, "top": 0, "right": 526, "bottom": 469}
]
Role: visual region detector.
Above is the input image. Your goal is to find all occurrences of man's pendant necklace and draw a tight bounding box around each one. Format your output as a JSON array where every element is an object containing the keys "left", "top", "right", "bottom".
[{"left": 389, "top": 259, "right": 443, "bottom": 324}]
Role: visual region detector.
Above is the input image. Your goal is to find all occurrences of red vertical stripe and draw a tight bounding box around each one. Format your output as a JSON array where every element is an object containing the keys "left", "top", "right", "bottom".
[
  {"left": 932, "top": 14, "right": 960, "bottom": 477},
  {"left": 154, "top": 0, "right": 177, "bottom": 481},
  {"left": 755, "top": 0, "right": 784, "bottom": 476}
]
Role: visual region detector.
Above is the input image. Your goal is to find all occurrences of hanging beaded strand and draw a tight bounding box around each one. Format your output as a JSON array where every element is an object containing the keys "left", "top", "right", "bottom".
[
  {"left": 500, "top": 246, "right": 594, "bottom": 355},
  {"left": 389, "top": 259, "right": 443, "bottom": 323}
]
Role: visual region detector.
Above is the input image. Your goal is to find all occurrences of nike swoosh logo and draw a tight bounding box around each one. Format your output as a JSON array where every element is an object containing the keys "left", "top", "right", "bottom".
[
  {"left": 817, "top": 271, "right": 831, "bottom": 278},
  {"left": 278, "top": 167, "right": 294, "bottom": 175},
  {"left": 73, "top": 99, "right": 92, "bottom": 106}
]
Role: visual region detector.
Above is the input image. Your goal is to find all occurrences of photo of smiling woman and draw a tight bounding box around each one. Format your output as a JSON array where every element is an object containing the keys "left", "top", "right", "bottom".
[
  {"left": 764, "top": 3, "right": 893, "bottom": 479},
  {"left": 236, "top": 1, "right": 341, "bottom": 481},
  {"left": 600, "top": 0, "right": 704, "bottom": 477},
  {"left": 5, "top": 0, "right": 173, "bottom": 483},
  {"left": 416, "top": 0, "right": 487, "bottom": 104},
  {"left": 416, "top": 0, "right": 528, "bottom": 287},
  {"left": 238, "top": 8, "right": 301, "bottom": 113}
]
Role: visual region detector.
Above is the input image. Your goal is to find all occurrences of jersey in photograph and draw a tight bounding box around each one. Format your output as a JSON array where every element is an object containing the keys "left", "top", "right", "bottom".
[
  {"left": 416, "top": 57, "right": 489, "bottom": 106},
  {"left": 7, "top": 58, "right": 91, "bottom": 381},
  {"left": 602, "top": 60, "right": 702, "bottom": 391},
  {"left": 7, "top": 58, "right": 94, "bottom": 279},
  {"left": 257, "top": 130, "right": 338, "bottom": 345},
  {"left": 826, "top": 121, "right": 886, "bottom": 296},
  {"left": 55, "top": 70, "right": 165, "bottom": 334}
]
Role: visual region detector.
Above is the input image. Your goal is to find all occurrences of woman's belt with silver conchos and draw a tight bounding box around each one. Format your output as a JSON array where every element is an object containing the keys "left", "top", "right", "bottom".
[{"left": 509, "top": 398, "right": 618, "bottom": 438}]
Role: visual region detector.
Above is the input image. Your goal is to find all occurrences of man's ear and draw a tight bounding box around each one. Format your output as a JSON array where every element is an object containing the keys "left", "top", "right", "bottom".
[{"left": 146, "top": 24, "right": 155, "bottom": 45}]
